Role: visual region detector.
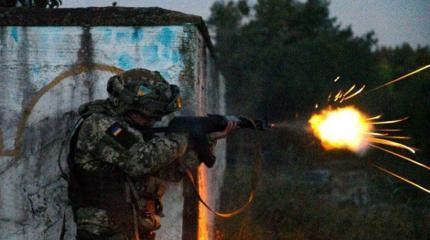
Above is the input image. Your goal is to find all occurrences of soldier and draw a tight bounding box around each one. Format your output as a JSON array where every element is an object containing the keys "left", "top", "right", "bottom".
[{"left": 68, "top": 68, "right": 235, "bottom": 240}]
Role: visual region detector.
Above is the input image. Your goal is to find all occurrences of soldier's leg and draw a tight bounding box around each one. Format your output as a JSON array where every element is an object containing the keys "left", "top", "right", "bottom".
[{"left": 76, "top": 207, "right": 126, "bottom": 240}]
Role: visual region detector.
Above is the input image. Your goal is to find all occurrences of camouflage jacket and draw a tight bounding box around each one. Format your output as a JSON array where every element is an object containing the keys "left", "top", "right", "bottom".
[{"left": 74, "top": 99, "right": 201, "bottom": 180}]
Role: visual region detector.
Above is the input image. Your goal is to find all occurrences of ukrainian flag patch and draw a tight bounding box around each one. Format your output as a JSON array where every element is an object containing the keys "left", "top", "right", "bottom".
[
  {"left": 106, "top": 122, "right": 139, "bottom": 149},
  {"left": 112, "top": 126, "right": 122, "bottom": 136},
  {"left": 137, "top": 85, "right": 152, "bottom": 96}
]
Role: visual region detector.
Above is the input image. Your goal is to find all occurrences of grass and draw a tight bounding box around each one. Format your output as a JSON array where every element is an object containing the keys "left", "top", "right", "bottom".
[{"left": 216, "top": 139, "right": 430, "bottom": 240}]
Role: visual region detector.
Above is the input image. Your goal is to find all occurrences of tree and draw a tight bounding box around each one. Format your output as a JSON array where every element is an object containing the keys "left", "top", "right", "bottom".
[
  {"left": 375, "top": 44, "right": 430, "bottom": 156},
  {"left": 209, "top": 1, "right": 430, "bottom": 239},
  {"left": 0, "top": 0, "right": 62, "bottom": 8},
  {"left": 208, "top": 0, "right": 379, "bottom": 120}
]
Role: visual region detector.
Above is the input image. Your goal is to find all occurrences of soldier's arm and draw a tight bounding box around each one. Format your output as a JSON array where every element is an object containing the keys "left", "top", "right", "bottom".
[
  {"left": 77, "top": 114, "right": 189, "bottom": 177},
  {"left": 112, "top": 133, "right": 188, "bottom": 177}
]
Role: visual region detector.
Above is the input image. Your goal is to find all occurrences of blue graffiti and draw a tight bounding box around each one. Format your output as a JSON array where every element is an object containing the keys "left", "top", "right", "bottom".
[
  {"left": 31, "top": 66, "right": 41, "bottom": 77},
  {"left": 117, "top": 53, "right": 135, "bottom": 70},
  {"left": 158, "top": 27, "right": 174, "bottom": 47},
  {"left": 160, "top": 70, "right": 170, "bottom": 81},
  {"left": 171, "top": 50, "right": 180, "bottom": 64},
  {"left": 132, "top": 28, "right": 144, "bottom": 44},
  {"left": 142, "top": 45, "right": 159, "bottom": 64},
  {"left": 10, "top": 27, "right": 19, "bottom": 42},
  {"left": 116, "top": 32, "right": 130, "bottom": 43},
  {"left": 162, "top": 48, "right": 170, "bottom": 60},
  {"left": 103, "top": 28, "right": 113, "bottom": 44}
]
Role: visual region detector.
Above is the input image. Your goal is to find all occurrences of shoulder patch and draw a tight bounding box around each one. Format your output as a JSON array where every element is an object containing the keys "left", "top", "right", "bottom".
[{"left": 106, "top": 122, "right": 139, "bottom": 149}]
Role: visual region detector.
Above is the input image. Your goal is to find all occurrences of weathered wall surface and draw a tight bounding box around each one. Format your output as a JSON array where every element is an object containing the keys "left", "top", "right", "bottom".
[
  {"left": 178, "top": 25, "right": 227, "bottom": 240},
  {"left": 0, "top": 25, "right": 224, "bottom": 240},
  {"left": 195, "top": 34, "right": 227, "bottom": 240}
]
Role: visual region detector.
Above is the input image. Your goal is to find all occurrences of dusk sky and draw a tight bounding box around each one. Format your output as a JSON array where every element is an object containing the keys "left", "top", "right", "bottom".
[{"left": 62, "top": 0, "right": 430, "bottom": 47}]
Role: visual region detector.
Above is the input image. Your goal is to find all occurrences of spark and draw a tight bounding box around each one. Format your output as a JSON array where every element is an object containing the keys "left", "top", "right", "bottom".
[
  {"left": 366, "top": 132, "right": 388, "bottom": 136},
  {"left": 374, "top": 129, "right": 403, "bottom": 132},
  {"left": 370, "top": 144, "right": 430, "bottom": 171},
  {"left": 339, "top": 84, "right": 356, "bottom": 102},
  {"left": 342, "top": 85, "right": 366, "bottom": 101},
  {"left": 313, "top": 65, "right": 430, "bottom": 193},
  {"left": 373, "top": 164, "right": 430, "bottom": 194},
  {"left": 368, "top": 64, "right": 430, "bottom": 93},
  {"left": 335, "top": 65, "right": 429, "bottom": 103},
  {"left": 368, "top": 137, "right": 415, "bottom": 154},
  {"left": 309, "top": 106, "right": 417, "bottom": 155},
  {"left": 376, "top": 135, "right": 411, "bottom": 140},
  {"left": 310, "top": 108, "right": 428, "bottom": 193},
  {"left": 334, "top": 90, "right": 343, "bottom": 102},
  {"left": 367, "top": 114, "right": 382, "bottom": 121},
  {"left": 371, "top": 117, "right": 409, "bottom": 125},
  {"left": 333, "top": 76, "right": 340, "bottom": 82},
  {"left": 343, "top": 84, "right": 356, "bottom": 96}
]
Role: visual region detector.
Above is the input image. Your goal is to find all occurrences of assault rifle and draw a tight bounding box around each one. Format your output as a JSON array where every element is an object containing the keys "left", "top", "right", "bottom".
[{"left": 143, "top": 114, "right": 272, "bottom": 167}]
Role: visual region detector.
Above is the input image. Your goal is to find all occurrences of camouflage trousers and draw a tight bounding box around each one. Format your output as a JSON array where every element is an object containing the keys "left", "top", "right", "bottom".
[
  {"left": 76, "top": 207, "right": 124, "bottom": 240},
  {"left": 76, "top": 207, "right": 161, "bottom": 240}
]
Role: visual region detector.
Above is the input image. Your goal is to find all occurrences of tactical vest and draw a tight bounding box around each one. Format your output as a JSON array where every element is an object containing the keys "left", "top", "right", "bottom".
[{"left": 68, "top": 100, "right": 154, "bottom": 238}]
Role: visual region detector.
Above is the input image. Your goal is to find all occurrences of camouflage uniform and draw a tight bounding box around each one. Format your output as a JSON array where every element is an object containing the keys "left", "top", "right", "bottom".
[{"left": 69, "top": 69, "right": 203, "bottom": 240}]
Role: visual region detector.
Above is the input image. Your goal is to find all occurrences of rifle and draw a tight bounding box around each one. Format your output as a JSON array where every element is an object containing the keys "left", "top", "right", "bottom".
[
  {"left": 144, "top": 114, "right": 270, "bottom": 218},
  {"left": 144, "top": 114, "right": 272, "bottom": 167}
]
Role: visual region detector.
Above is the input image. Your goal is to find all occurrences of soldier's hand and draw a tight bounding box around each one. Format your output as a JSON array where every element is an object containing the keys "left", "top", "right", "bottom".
[{"left": 209, "top": 121, "right": 237, "bottom": 140}]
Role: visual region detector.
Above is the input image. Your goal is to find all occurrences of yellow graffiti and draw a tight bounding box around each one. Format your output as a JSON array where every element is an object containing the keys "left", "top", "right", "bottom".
[{"left": 0, "top": 64, "right": 124, "bottom": 157}]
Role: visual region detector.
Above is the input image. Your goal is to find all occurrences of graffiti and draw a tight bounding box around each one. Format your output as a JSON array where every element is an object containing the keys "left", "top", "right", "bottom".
[{"left": 0, "top": 63, "right": 123, "bottom": 157}]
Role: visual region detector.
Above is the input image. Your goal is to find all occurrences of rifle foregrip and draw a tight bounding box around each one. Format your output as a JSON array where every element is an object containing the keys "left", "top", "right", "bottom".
[
  {"left": 168, "top": 114, "right": 227, "bottom": 133},
  {"left": 168, "top": 114, "right": 262, "bottom": 134},
  {"left": 163, "top": 114, "right": 264, "bottom": 168}
]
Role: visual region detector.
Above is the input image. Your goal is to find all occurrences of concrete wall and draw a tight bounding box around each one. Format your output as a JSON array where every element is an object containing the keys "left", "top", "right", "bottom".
[
  {"left": 0, "top": 25, "right": 225, "bottom": 240},
  {"left": 196, "top": 36, "right": 227, "bottom": 240}
]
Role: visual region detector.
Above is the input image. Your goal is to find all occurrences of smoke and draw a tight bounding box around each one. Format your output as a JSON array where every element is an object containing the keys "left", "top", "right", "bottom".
[{"left": 271, "top": 120, "right": 310, "bottom": 133}]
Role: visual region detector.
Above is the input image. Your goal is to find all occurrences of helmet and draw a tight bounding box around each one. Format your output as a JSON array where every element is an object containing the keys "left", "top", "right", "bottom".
[{"left": 107, "top": 68, "right": 182, "bottom": 118}]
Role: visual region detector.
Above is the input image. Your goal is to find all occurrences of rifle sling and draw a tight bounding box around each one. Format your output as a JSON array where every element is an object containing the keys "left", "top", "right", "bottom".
[{"left": 184, "top": 132, "right": 262, "bottom": 218}]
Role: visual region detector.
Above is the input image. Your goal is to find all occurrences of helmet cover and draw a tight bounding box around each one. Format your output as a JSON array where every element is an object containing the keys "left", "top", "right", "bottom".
[{"left": 107, "top": 68, "right": 182, "bottom": 118}]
